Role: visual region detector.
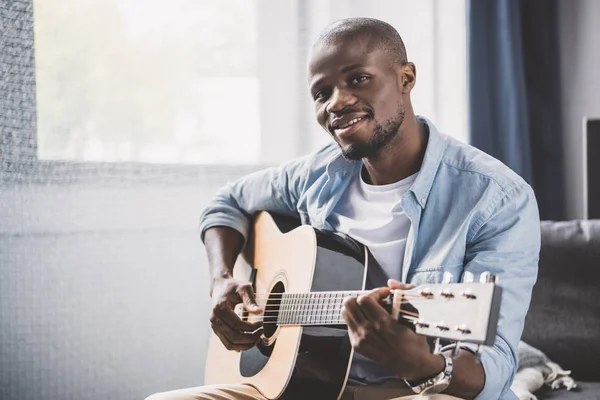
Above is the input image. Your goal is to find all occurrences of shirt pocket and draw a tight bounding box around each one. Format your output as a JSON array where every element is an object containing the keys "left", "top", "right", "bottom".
[{"left": 407, "top": 263, "right": 463, "bottom": 285}]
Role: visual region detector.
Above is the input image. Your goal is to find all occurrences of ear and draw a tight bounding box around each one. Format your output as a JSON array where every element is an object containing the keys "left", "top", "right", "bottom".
[{"left": 397, "top": 62, "right": 416, "bottom": 93}]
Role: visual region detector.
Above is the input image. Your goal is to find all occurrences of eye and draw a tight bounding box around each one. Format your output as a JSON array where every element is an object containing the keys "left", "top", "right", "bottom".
[
  {"left": 313, "top": 89, "right": 330, "bottom": 101},
  {"left": 350, "top": 75, "right": 370, "bottom": 85}
]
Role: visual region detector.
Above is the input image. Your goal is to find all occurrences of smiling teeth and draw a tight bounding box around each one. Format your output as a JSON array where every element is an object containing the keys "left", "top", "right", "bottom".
[{"left": 337, "top": 117, "right": 363, "bottom": 129}]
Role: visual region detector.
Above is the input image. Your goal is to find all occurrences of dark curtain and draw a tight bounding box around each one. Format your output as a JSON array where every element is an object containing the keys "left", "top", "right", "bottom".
[{"left": 468, "top": 0, "right": 566, "bottom": 220}]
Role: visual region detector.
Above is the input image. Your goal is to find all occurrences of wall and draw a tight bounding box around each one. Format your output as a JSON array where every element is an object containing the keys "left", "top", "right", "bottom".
[
  {"left": 559, "top": 0, "right": 600, "bottom": 219},
  {"left": 0, "top": 170, "right": 260, "bottom": 400}
]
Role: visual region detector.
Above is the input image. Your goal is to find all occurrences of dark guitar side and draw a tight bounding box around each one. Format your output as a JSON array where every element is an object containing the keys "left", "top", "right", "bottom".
[{"left": 239, "top": 214, "right": 370, "bottom": 400}]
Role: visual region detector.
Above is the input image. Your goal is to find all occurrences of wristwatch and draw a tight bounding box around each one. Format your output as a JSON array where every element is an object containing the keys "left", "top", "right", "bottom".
[{"left": 405, "top": 354, "right": 453, "bottom": 394}]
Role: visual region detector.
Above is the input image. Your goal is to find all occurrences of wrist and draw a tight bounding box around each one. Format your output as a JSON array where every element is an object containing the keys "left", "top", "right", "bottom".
[
  {"left": 210, "top": 275, "right": 233, "bottom": 296},
  {"left": 404, "top": 353, "right": 445, "bottom": 383}
]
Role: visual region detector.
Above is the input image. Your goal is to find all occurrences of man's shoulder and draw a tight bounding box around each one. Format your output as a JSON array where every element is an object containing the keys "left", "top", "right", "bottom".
[{"left": 439, "top": 135, "right": 530, "bottom": 195}]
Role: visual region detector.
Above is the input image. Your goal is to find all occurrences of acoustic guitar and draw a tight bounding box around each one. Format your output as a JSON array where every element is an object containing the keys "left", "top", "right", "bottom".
[{"left": 205, "top": 211, "right": 502, "bottom": 399}]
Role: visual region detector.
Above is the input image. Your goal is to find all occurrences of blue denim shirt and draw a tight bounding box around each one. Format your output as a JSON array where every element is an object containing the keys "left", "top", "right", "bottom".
[{"left": 200, "top": 118, "right": 540, "bottom": 400}]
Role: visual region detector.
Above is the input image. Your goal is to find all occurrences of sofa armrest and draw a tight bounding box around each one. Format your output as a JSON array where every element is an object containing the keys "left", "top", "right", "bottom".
[{"left": 522, "top": 220, "right": 600, "bottom": 381}]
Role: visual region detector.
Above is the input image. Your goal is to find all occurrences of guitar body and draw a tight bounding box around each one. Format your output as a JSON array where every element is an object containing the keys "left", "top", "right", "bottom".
[
  {"left": 204, "top": 212, "right": 503, "bottom": 399},
  {"left": 205, "top": 212, "right": 370, "bottom": 399}
]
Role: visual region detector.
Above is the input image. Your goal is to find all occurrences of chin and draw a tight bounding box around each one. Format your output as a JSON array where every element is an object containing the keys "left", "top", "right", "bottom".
[{"left": 339, "top": 143, "right": 368, "bottom": 161}]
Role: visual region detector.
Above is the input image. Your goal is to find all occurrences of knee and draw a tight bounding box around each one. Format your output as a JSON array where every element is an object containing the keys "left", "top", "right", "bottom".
[
  {"left": 144, "top": 392, "right": 199, "bottom": 400},
  {"left": 144, "top": 393, "right": 172, "bottom": 400}
]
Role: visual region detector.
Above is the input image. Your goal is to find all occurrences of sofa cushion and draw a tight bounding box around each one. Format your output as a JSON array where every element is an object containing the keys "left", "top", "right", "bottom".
[
  {"left": 535, "top": 382, "right": 600, "bottom": 399},
  {"left": 521, "top": 220, "right": 600, "bottom": 382}
]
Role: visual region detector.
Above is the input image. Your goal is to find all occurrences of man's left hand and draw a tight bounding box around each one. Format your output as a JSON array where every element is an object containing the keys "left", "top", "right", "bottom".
[{"left": 341, "top": 279, "right": 444, "bottom": 381}]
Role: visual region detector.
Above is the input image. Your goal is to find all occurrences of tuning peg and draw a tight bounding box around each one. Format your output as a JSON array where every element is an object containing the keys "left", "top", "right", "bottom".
[
  {"left": 452, "top": 342, "right": 462, "bottom": 358},
  {"left": 479, "top": 271, "right": 497, "bottom": 283},
  {"left": 462, "top": 271, "right": 474, "bottom": 283},
  {"left": 433, "top": 338, "right": 442, "bottom": 354},
  {"left": 442, "top": 271, "right": 454, "bottom": 284},
  {"left": 475, "top": 344, "right": 484, "bottom": 363}
]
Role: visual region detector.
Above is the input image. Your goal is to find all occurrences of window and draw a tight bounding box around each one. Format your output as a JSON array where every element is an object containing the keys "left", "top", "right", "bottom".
[
  {"left": 33, "top": 0, "right": 467, "bottom": 165},
  {"left": 34, "top": 0, "right": 260, "bottom": 164}
]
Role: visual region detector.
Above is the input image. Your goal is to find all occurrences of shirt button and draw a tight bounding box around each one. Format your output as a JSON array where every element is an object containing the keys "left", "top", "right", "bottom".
[{"left": 421, "top": 198, "right": 425, "bottom": 203}]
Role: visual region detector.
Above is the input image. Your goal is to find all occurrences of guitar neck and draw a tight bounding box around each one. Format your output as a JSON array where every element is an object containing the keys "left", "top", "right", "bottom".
[{"left": 271, "top": 291, "right": 372, "bottom": 326}]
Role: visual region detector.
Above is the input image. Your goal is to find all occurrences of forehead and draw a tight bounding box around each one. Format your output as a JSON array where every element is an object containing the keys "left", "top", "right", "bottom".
[{"left": 308, "top": 40, "right": 390, "bottom": 87}]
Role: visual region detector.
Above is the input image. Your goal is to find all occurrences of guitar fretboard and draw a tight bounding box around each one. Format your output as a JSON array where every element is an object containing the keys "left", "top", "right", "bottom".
[{"left": 275, "top": 291, "right": 367, "bottom": 326}]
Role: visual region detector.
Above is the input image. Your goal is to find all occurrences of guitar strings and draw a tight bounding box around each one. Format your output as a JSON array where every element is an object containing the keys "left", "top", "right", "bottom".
[
  {"left": 241, "top": 312, "right": 419, "bottom": 325},
  {"left": 250, "top": 292, "right": 426, "bottom": 299},
  {"left": 238, "top": 307, "right": 421, "bottom": 321},
  {"left": 250, "top": 297, "right": 472, "bottom": 311}
]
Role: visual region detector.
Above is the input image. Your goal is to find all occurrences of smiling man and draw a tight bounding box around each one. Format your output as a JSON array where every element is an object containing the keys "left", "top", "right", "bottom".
[{"left": 147, "top": 18, "right": 540, "bottom": 400}]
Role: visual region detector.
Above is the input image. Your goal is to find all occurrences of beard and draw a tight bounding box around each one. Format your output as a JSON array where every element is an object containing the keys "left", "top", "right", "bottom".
[{"left": 339, "top": 104, "right": 405, "bottom": 161}]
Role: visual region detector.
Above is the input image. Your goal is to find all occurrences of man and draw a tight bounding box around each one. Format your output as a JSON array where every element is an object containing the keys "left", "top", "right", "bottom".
[{"left": 148, "top": 17, "right": 540, "bottom": 400}]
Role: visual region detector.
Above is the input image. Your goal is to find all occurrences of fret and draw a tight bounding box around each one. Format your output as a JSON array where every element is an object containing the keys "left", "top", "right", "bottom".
[
  {"left": 310, "top": 294, "right": 314, "bottom": 324},
  {"left": 288, "top": 294, "right": 292, "bottom": 325},
  {"left": 312, "top": 293, "right": 318, "bottom": 325},
  {"left": 302, "top": 294, "right": 307, "bottom": 325},
  {"left": 277, "top": 295, "right": 283, "bottom": 325},
  {"left": 288, "top": 293, "right": 294, "bottom": 326},
  {"left": 332, "top": 293, "right": 338, "bottom": 324},
  {"left": 310, "top": 294, "right": 314, "bottom": 325},
  {"left": 314, "top": 293, "right": 319, "bottom": 325},
  {"left": 337, "top": 293, "right": 344, "bottom": 322},
  {"left": 320, "top": 293, "right": 325, "bottom": 325},
  {"left": 330, "top": 292, "right": 335, "bottom": 324},
  {"left": 317, "top": 292, "right": 323, "bottom": 324},
  {"left": 306, "top": 294, "right": 311, "bottom": 325},
  {"left": 294, "top": 293, "right": 299, "bottom": 325},
  {"left": 302, "top": 295, "right": 308, "bottom": 325},
  {"left": 297, "top": 293, "right": 302, "bottom": 326},
  {"left": 282, "top": 294, "right": 288, "bottom": 325},
  {"left": 279, "top": 294, "right": 284, "bottom": 325},
  {"left": 297, "top": 294, "right": 302, "bottom": 325},
  {"left": 323, "top": 293, "right": 329, "bottom": 324},
  {"left": 312, "top": 292, "right": 319, "bottom": 325}
]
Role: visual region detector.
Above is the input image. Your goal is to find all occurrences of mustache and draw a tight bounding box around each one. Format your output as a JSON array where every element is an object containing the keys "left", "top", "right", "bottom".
[{"left": 337, "top": 106, "right": 375, "bottom": 119}]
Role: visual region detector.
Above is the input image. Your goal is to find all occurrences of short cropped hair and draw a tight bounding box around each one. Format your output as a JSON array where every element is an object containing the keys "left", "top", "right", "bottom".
[{"left": 313, "top": 17, "right": 408, "bottom": 67}]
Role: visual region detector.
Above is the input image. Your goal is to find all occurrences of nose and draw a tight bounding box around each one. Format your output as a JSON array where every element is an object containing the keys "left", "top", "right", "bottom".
[{"left": 325, "top": 88, "right": 357, "bottom": 114}]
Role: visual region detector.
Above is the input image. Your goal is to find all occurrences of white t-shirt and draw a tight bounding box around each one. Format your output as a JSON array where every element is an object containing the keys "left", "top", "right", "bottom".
[{"left": 329, "top": 168, "right": 417, "bottom": 281}]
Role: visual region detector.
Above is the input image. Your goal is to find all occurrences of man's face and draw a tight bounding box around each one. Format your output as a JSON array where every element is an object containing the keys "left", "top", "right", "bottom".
[{"left": 308, "top": 39, "right": 406, "bottom": 160}]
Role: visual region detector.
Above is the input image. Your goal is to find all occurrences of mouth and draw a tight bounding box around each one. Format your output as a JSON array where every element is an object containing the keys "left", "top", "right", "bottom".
[{"left": 332, "top": 116, "right": 368, "bottom": 139}]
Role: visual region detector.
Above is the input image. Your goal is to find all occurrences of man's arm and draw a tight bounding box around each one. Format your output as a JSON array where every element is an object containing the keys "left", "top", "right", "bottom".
[
  {"left": 342, "top": 183, "right": 540, "bottom": 400},
  {"left": 454, "top": 182, "right": 541, "bottom": 399},
  {"left": 201, "top": 155, "right": 311, "bottom": 351},
  {"left": 206, "top": 226, "right": 265, "bottom": 351}
]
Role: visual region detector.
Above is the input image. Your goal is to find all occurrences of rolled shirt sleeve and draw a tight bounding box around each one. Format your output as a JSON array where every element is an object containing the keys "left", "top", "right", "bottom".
[{"left": 199, "top": 154, "right": 311, "bottom": 244}]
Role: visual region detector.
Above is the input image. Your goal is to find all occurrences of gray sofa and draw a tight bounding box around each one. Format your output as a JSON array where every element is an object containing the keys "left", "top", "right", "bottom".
[{"left": 520, "top": 220, "right": 600, "bottom": 399}]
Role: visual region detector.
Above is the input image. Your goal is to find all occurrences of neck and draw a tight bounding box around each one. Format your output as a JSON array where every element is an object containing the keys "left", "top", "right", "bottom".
[
  {"left": 362, "top": 111, "right": 427, "bottom": 186},
  {"left": 275, "top": 291, "right": 370, "bottom": 326}
]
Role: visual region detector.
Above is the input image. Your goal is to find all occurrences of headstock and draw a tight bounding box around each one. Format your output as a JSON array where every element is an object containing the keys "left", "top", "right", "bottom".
[{"left": 391, "top": 272, "right": 502, "bottom": 353}]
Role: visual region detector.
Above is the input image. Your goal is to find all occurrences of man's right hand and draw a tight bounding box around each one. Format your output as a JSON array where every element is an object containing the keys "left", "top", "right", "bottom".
[{"left": 209, "top": 277, "right": 264, "bottom": 351}]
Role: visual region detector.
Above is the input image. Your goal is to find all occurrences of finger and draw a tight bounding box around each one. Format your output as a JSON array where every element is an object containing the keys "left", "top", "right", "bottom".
[
  {"left": 213, "top": 325, "right": 261, "bottom": 351},
  {"left": 366, "top": 287, "right": 392, "bottom": 303},
  {"left": 214, "top": 304, "right": 263, "bottom": 332},
  {"left": 387, "top": 279, "right": 415, "bottom": 290},
  {"left": 342, "top": 296, "right": 368, "bottom": 331},
  {"left": 237, "top": 284, "right": 263, "bottom": 314},
  {"left": 211, "top": 317, "right": 263, "bottom": 344},
  {"left": 357, "top": 294, "right": 392, "bottom": 324}
]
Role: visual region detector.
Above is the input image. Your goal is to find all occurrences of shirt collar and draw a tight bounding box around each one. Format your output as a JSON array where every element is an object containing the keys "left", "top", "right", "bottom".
[{"left": 325, "top": 116, "right": 447, "bottom": 209}]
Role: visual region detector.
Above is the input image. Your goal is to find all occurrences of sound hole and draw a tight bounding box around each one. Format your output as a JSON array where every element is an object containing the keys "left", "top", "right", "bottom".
[{"left": 264, "top": 281, "right": 285, "bottom": 339}]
